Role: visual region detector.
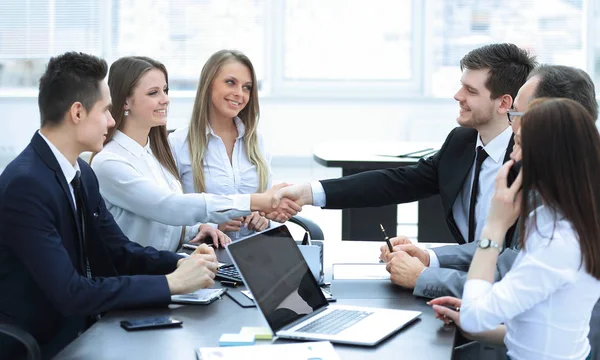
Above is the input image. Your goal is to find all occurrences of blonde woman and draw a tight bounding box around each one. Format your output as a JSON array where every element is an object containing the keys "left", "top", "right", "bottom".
[
  {"left": 169, "top": 50, "right": 272, "bottom": 240},
  {"left": 92, "top": 56, "right": 298, "bottom": 252}
]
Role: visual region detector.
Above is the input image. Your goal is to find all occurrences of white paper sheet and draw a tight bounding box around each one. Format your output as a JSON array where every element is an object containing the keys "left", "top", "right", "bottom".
[
  {"left": 332, "top": 263, "right": 390, "bottom": 280},
  {"left": 197, "top": 341, "right": 340, "bottom": 360}
]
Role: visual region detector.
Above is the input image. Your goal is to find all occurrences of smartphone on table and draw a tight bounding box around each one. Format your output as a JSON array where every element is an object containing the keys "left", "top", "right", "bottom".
[{"left": 120, "top": 316, "right": 182, "bottom": 331}]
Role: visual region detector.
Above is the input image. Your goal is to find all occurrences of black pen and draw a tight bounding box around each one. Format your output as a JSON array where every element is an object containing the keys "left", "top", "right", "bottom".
[
  {"left": 220, "top": 280, "right": 238, "bottom": 288},
  {"left": 379, "top": 224, "right": 393, "bottom": 252},
  {"left": 429, "top": 303, "right": 460, "bottom": 312}
]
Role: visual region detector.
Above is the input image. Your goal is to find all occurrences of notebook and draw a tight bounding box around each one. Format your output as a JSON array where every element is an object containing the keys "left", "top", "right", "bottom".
[{"left": 226, "top": 228, "right": 421, "bottom": 346}]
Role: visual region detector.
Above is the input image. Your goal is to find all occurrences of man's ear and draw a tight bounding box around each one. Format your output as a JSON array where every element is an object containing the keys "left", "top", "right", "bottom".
[
  {"left": 69, "top": 102, "right": 85, "bottom": 125},
  {"left": 497, "top": 94, "right": 513, "bottom": 114}
]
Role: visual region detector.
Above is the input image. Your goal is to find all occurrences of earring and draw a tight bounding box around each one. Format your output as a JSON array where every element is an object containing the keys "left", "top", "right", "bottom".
[{"left": 124, "top": 110, "right": 129, "bottom": 116}]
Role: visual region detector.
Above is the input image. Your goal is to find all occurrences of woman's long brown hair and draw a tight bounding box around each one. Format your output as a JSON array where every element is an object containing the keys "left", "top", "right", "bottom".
[
  {"left": 93, "top": 56, "right": 181, "bottom": 183},
  {"left": 519, "top": 97, "right": 600, "bottom": 279}
]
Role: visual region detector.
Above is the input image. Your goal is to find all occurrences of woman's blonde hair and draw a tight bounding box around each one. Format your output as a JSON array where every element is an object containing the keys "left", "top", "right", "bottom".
[{"left": 188, "top": 49, "right": 267, "bottom": 192}]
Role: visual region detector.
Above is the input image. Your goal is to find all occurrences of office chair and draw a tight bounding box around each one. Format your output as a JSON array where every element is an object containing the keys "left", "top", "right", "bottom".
[
  {"left": 288, "top": 215, "right": 324, "bottom": 241},
  {"left": 0, "top": 323, "right": 41, "bottom": 360}
]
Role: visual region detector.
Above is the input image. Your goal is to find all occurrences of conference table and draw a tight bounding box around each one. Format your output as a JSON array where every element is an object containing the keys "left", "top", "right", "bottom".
[
  {"left": 55, "top": 241, "right": 456, "bottom": 360},
  {"left": 313, "top": 141, "right": 454, "bottom": 243}
]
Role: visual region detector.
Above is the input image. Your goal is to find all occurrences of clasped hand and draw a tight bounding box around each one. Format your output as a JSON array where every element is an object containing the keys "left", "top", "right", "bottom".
[
  {"left": 378, "top": 236, "right": 430, "bottom": 289},
  {"left": 255, "top": 183, "right": 308, "bottom": 223}
]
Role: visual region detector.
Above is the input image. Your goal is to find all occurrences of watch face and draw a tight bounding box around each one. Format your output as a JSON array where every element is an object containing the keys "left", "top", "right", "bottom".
[{"left": 479, "top": 238, "right": 490, "bottom": 248}]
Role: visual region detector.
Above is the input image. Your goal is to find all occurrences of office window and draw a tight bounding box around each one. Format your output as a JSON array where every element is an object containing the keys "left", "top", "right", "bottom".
[
  {"left": 0, "top": 0, "right": 102, "bottom": 88},
  {"left": 283, "top": 0, "right": 413, "bottom": 81},
  {"left": 110, "top": 0, "right": 266, "bottom": 91},
  {"left": 1, "top": 0, "right": 598, "bottom": 97},
  {"left": 429, "top": 0, "right": 586, "bottom": 97}
]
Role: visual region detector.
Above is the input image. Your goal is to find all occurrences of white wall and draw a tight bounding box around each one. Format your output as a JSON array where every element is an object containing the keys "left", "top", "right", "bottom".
[{"left": 0, "top": 96, "right": 460, "bottom": 162}]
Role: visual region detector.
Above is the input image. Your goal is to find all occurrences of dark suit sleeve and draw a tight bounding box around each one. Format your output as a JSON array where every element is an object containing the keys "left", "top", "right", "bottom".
[
  {"left": 80, "top": 159, "right": 181, "bottom": 276},
  {"left": 413, "top": 245, "right": 520, "bottom": 299},
  {"left": 93, "top": 189, "right": 181, "bottom": 276},
  {"left": 320, "top": 128, "right": 457, "bottom": 209},
  {"left": 0, "top": 175, "right": 172, "bottom": 317}
]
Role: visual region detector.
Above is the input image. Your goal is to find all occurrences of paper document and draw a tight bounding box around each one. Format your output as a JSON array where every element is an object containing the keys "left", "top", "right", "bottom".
[
  {"left": 332, "top": 263, "right": 390, "bottom": 280},
  {"left": 196, "top": 341, "right": 340, "bottom": 360}
]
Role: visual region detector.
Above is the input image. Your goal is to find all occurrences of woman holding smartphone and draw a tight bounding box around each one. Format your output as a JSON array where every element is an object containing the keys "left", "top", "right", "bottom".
[
  {"left": 92, "top": 56, "right": 299, "bottom": 252},
  {"left": 169, "top": 50, "right": 272, "bottom": 240},
  {"left": 430, "top": 98, "right": 600, "bottom": 360}
]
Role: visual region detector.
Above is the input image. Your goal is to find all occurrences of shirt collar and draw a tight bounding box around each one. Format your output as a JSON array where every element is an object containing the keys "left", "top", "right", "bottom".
[
  {"left": 206, "top": 117, "right": 246, "bottom": 140},
  {"left": 38, "top": 130, "right": 80, "bottom": 184},
  {"left": 112, "top": 130, "right": 152, "bottom": 159},
  {"left": 476, "top": 126, "right": 513, "bottom": 163}
]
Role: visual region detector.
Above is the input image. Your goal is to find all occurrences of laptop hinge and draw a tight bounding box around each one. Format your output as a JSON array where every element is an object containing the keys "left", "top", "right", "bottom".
[{"left": 279, "top": 305, "right": 330, "bottom": 332}]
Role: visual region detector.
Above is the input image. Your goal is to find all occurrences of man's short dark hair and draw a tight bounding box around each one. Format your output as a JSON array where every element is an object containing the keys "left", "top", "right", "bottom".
[
  {"left": 38, "top": 52, "right": 108, "bottom": 127},
  {"left": 529, "top": 65, "right": 598, "bottom": 120},
  {"left": 460, "top": 43, "right": 537, "bottom": 100}
]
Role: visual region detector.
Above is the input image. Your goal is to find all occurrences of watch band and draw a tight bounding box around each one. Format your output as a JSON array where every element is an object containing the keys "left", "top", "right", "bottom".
[{"left": 478, "top": 238, "right": 502, "bottom": 252}]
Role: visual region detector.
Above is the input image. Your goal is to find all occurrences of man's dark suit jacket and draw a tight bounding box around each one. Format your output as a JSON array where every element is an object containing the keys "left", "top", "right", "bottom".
[
  {"left": 0, "top": 132, "right": 181, "bottom": 359},
  {"left": 321, "top": 126, "right": 515, "bottom": 245}
]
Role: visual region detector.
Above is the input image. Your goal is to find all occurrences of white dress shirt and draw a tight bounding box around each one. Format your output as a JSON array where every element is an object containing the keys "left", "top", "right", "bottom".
[
  {"left": 169, "top": 117, "right": 273, "bottom": 239},
  {"left": 38, "top": 131, "right": 80, "bottom": 208},
  {"left": 461, "top": 206, "right": 600, "bottom": 360},
  {"left": 92, "top": 130, "right": 252, "bottom": 252}
]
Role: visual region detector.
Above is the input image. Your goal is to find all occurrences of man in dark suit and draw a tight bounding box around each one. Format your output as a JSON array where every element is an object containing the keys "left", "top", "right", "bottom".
[
  {"left": 0, "top": 52, "right": 222, "bottom": 360},
  {"left": 275, "top": 43, "right": 536, "bottom": 288}
]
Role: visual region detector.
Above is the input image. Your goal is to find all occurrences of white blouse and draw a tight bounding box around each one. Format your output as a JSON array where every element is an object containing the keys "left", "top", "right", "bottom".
[
  {"left": 92, "top": 130, "right": 252, "bottom": 252},
  {"left": 169, "top": 117, "right": 273, "bottom": 239},
  {"left": 461, "top": 206, "right": 600, "bottom": 360}
]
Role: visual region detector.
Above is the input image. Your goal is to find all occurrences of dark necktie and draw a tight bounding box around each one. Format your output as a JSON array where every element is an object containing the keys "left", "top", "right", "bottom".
[
  {"left": 468, "top": 146, "right": 489, "bottom": 243},
  {"left": 71, "top": 171, "right": 91, "bottom": 278}
]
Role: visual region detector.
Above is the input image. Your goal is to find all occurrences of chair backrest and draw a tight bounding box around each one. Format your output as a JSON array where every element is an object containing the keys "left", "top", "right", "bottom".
[
  {"left": 0, "top": 323, "right": 41, "bottom": 360},
  {"left": 288, "top": 215, "right": 324, "bottom": 241}
]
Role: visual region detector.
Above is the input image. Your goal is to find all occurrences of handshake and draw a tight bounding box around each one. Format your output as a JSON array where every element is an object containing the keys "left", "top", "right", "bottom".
[{"left": 251, "top": 183, "right": 314, "bottom": 223}]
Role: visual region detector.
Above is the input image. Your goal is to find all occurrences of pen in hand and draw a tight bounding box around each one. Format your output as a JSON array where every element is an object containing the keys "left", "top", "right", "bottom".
[
  {"left": 427, "top": 302, "right": 460, "bottom": 312},
  {"left": 380, "top": 224, "right": 394, "bottom": 253}
]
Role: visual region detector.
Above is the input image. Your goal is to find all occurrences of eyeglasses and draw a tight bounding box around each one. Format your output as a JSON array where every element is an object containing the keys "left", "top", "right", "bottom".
[{"left": 507, "top": 110, "right": 525, "bottom": 125}]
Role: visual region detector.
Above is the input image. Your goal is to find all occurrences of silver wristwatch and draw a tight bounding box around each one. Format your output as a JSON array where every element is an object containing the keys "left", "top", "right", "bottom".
[{"left": 478, "top": 238, "right": 502, "bottom": 252}]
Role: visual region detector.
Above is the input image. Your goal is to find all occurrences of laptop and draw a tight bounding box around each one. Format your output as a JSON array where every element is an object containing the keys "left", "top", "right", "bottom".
[{"left": 226, "top": 227, "right": 421, "bottom": 346}]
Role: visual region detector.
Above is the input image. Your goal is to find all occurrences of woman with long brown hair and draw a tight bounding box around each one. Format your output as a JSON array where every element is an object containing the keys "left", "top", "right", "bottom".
[
  {"left": 169, "top": 50, "right": 272, "bottom": 240},
  {"left": 92, "top": 56, "right": 298, "bottom": 252},
  {"left": 430, "top": 98, "right": 600, "bottom": 359}
]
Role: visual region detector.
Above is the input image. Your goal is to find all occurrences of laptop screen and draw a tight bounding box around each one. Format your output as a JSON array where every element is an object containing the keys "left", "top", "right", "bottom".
[{"left": 227, "top": 225, "right": 328, "bottom": 333}]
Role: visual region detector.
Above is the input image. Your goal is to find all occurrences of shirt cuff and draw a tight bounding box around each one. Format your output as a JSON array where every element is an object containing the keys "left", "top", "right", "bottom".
[
  {"left": 204, "top": 194, "right": 251, "bottom": 224},
  {"left": 311, "top": 181, "right": 326, "bottom": 207},
  {"left": 184, "top": 224, "right": 201, "bottom": 242},
  {"left": 233, "top": 194, "right": 251, "bottom": 211},
  {"left": 427, "top": 249, "right": 440, "bottom": 268},
  {"left": 463, "top": 278, "right": 493, "bottom": 301}
]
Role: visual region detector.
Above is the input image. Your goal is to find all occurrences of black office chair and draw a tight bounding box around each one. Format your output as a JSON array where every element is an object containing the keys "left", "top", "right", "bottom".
[
  {"left": 0, "top": 324, "right": 41, "bottom": 360},
  {"left": 288, "top": 215, "right": 324, "bottom": 241}
]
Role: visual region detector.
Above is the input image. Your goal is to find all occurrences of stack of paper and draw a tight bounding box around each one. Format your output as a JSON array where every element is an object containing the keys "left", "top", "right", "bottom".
[{"left": 196, "top": 341, "right": 340, "bottom": 360}]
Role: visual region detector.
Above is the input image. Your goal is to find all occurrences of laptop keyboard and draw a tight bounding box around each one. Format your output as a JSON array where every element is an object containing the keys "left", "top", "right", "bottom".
[
  {"left": 216, "top": 264, "right": 243, "bottom": 283},
  {"left": 297, "top": 309, "right": 373, "bottom": 335}
]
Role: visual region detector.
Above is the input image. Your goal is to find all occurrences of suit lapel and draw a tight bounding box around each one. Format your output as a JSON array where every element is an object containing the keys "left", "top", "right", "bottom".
[
  {"left": 445, "top": 135, "right": 477, "bottom": 217},
  {"left": 31, "top": 132, "right": 83, "bottom": 241},
  {"left": 503, "top": 134, "right": 515, "bottom": 163}
]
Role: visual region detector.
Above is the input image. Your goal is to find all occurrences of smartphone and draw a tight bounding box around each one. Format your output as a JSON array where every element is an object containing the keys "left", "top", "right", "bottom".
[
  {"left": 120, "top": 316, "right": 182, "bottom": 331},
  {"left": 507, "top": 160, "right": 522, "bottom": 188},
  {"left": 171, "top": 288, "right": 227, "bottom": 305}
]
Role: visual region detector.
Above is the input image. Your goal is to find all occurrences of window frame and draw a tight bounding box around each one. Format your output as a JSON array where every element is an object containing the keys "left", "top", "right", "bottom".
[{"left": 0, "top": 0, "right": 598, "bottom": 100}]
